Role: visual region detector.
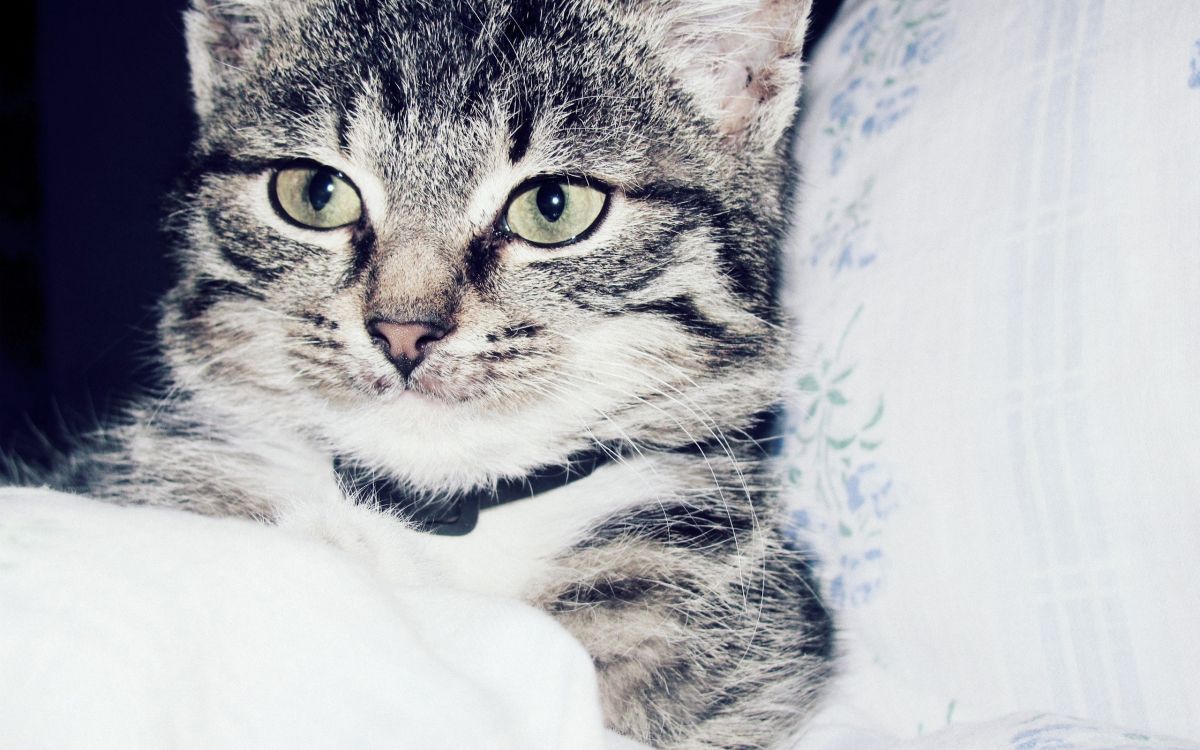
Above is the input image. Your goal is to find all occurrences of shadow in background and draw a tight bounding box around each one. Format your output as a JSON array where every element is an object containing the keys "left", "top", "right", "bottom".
[
  {"left": 1, "top": 0, "right": 191, "bottom": 469},
  {"left": 0, "top": 0, "right": 844, "bottom": 473}
]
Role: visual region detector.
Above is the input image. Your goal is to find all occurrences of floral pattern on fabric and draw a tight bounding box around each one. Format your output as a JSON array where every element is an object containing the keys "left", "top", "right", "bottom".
[
  {"left": 1007, "top": 714, "right": 1199, "bottom": 750},
  {"left": 783, "top": 305, "right": 895, "bottom": 608},
  {"left": 803, "top": 178, "right": 880, "bottom": 274},
  {"left": 1190, "top": 40, "right": 1200, "bottom": 88},
  {"left": 823, "top": 0, "right": 952, "bottom": 175}
]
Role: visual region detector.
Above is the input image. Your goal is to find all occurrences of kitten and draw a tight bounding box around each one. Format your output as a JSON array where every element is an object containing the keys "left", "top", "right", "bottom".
[{"left": 40, "top": 0, "right": 834, "bottom": 747}]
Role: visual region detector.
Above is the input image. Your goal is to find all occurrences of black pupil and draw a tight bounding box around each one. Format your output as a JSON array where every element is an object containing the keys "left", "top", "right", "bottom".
[
  {"left": 536, "top": 183, "right": 566, "bottom": 223},
  {"left": 308, "top": 171, "right": 337, "bottom": 212}
]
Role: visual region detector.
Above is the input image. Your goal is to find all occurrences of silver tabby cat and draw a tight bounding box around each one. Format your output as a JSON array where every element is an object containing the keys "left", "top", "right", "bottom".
[{"left": 43, "top": 0, "right": 834, "bottom": 747}]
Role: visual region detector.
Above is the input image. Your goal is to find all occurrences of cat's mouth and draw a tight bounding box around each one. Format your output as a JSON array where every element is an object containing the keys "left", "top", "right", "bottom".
[
  {"left": 407, "top": 370, "right": 457, "bottom": 400},
  {"left": 362, "top": 359, "right": 461, "bottom": 403}
]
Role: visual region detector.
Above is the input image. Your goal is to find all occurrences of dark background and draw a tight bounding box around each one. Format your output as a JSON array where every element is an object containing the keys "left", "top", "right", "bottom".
[
  {"left": 1, "top": 0, "right": 192, "bottom": 469},
  {"left": 0, "top": 0, "right": 843, "bottom": 471}
]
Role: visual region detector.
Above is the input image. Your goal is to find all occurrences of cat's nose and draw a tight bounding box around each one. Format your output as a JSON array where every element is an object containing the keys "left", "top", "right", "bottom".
[{"left": 367, "top": 319, "right": 450, "bottom": 376}]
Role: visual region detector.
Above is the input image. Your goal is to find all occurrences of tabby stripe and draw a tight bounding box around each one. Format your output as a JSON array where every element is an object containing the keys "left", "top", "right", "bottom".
[
  {"left": 507, "top": 105, "right": 535, "bottom": 163},
  {"left": 502, "top": 0, "right": 545, "bottom": 44},
  {"left": 345, "top": 224, "right": 377, "bottom": 285},
  {"left": 299, "top": 334, "right": 343, "bottom": 350},
  {"left": 582, "top": 502, "right": 755, "bottom": 551},
  {"left": 220, "top": 245, "right": 284, "bottom": 281},
  {"left": 289, "top": 350, "right": 340, "bottom": 372},
  {"left": 500, "top": 322, "right": 541, "bottom": 338},
  {"left": 180, "top": 278, "right": 265, "bottom": 320},
  {"left": 626, "top": 182, "right": 726, "bottom": 222},
  {"left": 549, "top": 576, "right": 666, "bottom": 612},
  {"left": 626, "top": 295, "right": 726, "bottom": 340},
  {"left": 183, "top": 152, "right": 274, "bottom": 183},
  {"left": 479, "top": 347, "right": 526, "bottom": 362},
  {"left": 301, "top": 311, "right": 339, "bottom": 330},
  {"left": 782, "top": 547, "right": 838, "bottom": 661},
  {"left": 465, "top": 232, "right": 503, "bottom": 293},
  {"left": 334, "top": 108, "right": 352, "bottom": 153},
  {"left": 628, "top": 182, "right": 774, "bottom": 305}
]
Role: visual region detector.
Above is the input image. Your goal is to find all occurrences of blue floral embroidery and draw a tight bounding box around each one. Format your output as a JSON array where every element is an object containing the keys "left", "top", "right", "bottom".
[
  {"left": 1012, "top": 723, "right": 1083, "bottom": 750},
  {"left": 1190, "top": 40, "right": 1200, "bottom": 88},
  {"left": 804, "top": 178, "right": 878, "bottom": 274},
  {"left": 1005, "top": 715, "right": 1198, "bottom": 750},
  {"left": 822, "top": 0, "right": 952, "bottom": 175},
  {"left": 784, "top": 305, "right": 896, "bottom": 608},
  {"left": 844, "top": 462, "right": 895, "bottom": 517}
]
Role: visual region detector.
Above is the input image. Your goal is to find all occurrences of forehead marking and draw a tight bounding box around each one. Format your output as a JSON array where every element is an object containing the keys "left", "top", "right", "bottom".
[{"left": 508, "top": 108, "right": 534, "bottom": 164}]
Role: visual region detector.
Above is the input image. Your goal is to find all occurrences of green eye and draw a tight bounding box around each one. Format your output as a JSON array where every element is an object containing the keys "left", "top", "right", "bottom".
[
  {"left": 502, "top": 179, "right": 608, "bottom": 247},
  {"left": 272, "top": 164, "right": 362, "bottom": 229}
]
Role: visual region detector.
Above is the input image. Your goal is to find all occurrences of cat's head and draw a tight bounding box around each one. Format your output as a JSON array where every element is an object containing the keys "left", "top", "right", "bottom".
[{"left": 164, "top": 0, "right": 810, "bottom": 486}]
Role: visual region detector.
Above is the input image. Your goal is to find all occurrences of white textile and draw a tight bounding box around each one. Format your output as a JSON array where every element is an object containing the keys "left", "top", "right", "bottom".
[
  {"left": 0, "top": 488, "right": 638, "bottom": 750},
  {"left": 781, "top": 0, "right": 1200, "bottom": 744},
  {"left": 795, "top": 712, "right": 1200, "bottom": 750}
]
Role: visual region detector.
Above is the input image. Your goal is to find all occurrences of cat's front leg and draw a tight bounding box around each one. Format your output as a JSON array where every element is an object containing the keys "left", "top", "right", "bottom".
[{"left": 538, "top": 513, "right": 833, "bottom": 750}]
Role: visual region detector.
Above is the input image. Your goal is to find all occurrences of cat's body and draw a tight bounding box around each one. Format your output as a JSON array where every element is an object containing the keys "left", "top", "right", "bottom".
[{"left": 33, "top": 1, "right": 833, "bottom": 747}]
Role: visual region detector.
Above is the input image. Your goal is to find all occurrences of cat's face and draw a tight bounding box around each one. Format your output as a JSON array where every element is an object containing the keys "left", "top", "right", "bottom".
[{"left": 164, "top": 0, "right": 809, "bottom": 483}]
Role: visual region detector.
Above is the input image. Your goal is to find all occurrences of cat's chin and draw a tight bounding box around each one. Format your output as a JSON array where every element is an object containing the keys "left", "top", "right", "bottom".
[
  {"left": 406, "top": 369, "right": 461, "bottom": 402},
  {"left": 352, "top": 366, "right": 479, "bottom": 407}
]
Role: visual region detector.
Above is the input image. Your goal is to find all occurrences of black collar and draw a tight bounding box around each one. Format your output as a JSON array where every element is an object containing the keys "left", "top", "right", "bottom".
[
  {"left": 333, "top": 447, "right": 618, "bottom": 536},
  {"left": 333, "top": 409, "right": 783, "bottom": 537}
]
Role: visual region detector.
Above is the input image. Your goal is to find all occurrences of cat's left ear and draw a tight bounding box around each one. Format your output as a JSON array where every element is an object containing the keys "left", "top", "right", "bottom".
[
  {"left": 648, "top": 0, "right": 813, "bottom": 153},
  {"left": 185, "top": 0, "right": 268, "bottom": 121}
]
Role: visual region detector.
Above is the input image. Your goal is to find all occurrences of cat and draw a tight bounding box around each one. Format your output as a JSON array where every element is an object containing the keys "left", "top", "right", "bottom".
[{"left": 36, "top": 0, "right": 834, "bottom": 747}]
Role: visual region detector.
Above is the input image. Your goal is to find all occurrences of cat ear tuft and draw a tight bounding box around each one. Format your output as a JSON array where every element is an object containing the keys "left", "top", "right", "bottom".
[
  {"left": 651, "top": 0, "right": 813, "bottom": 151},
  {"left": 185, "top": 0, "right": 267, "bottom": 120}
]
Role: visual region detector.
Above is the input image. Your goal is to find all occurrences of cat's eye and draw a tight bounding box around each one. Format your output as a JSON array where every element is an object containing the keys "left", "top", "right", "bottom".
[
  {"left": 501, "top": 178, "right": 608, "bottom": 247},
  {"left": 271, "top": 164, "right": 363, "bottom": 229}
]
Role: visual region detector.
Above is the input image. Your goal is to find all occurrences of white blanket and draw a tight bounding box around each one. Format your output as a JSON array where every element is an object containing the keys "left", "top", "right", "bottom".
[
  {"left": 0, "top": 488, "right": 648, "bottom": 750},
  {"left": 793, "top": 711, "right": 1200, "bottom": 750},
  {"left": 4, "top": 488, "right": 1197, "bottom": 750}
]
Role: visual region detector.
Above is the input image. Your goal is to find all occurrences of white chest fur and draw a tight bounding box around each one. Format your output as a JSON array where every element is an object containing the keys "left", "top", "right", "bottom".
[{"left": 275, "top": 455, "right": 679, "bottom": 600}]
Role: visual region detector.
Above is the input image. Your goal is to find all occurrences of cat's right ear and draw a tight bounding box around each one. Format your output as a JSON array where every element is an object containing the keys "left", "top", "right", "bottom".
[
  {"left": 638, "top": 0, "right": 813, "bottom": 154},
  {"left": 185, "top": 0, "right": 266, "bottom": 120}
]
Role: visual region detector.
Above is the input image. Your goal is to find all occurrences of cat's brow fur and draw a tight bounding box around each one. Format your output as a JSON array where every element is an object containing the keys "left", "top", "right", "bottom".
[{"left": 32, "top": 0, "right": 834, "bottom": 747}]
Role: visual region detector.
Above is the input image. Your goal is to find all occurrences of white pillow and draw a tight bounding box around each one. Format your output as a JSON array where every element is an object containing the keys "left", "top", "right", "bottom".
[{"left": 781, "top": 0, "right": 1200, "bottom": 740}]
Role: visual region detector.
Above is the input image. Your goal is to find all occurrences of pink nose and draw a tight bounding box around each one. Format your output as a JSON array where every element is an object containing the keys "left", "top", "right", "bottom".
[{"left": 368, "top": 319, "right": 449, "bottom": 375}]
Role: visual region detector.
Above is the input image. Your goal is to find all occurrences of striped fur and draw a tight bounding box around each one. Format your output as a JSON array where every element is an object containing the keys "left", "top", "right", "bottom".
[{"left": 33, "top": 1, "right": 834, "bottom": 747}]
